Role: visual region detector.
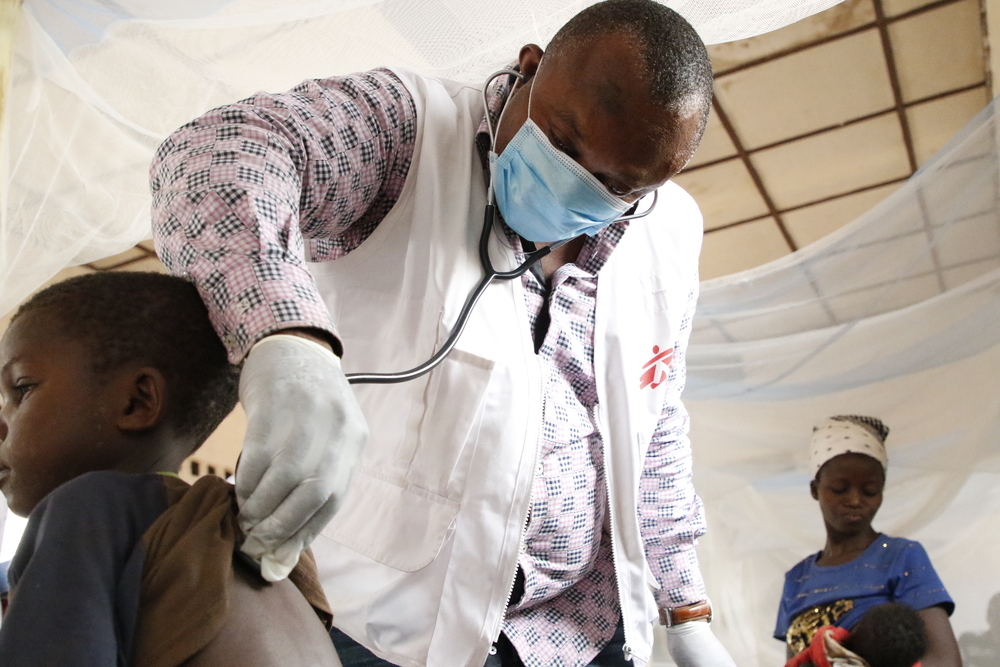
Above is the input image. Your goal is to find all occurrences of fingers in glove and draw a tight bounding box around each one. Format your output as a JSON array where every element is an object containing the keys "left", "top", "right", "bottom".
[
  {"left": 234, "top": 334, "right": 367, "bottom": 567},
  {"left": 241, "top": 473, "right": 341, "bottom": 556},
  {"left": 242, "top": 488, "right": 343, "bottom": 581},
  {"left": 237, "top": 391, "right": 351, "bottom": 527},
  {"left": 234, "top": 413, "right": 298, "bottom": 526}
]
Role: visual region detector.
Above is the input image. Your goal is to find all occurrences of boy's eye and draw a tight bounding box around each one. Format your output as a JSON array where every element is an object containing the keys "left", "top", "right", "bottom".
[{"left": 12, "top": 383, "right": 33, "bottom": 399}]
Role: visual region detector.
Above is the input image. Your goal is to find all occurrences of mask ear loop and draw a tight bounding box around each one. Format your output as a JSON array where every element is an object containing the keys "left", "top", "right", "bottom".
[
  {"left": 483, "top": 68, "right": 522, "bottom": 207},
  {"left": 483, "top": 68, "right": 523, "bottom": 151}
]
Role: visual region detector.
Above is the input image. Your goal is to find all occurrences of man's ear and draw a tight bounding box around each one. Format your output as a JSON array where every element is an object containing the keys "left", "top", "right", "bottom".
[
  {"left": 517, "top": 44, "right": 544, "bottom": 83},
  {"left": 116, "top": 367, "right": 167, "bottom": 432},
  {"left": 810, "top": 479, "right": 819, "bottom": 500}
]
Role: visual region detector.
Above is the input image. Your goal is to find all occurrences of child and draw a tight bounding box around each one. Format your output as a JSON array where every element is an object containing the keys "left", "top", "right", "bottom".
[
  {"left": 786, "top": 602, "right": 928, "bottom": 667},
  {"left": 0, "top": 272, "right": 340, "bottom": 666},
  {"left": 773, "top": 416, "right": 961, "bottom": 667}
]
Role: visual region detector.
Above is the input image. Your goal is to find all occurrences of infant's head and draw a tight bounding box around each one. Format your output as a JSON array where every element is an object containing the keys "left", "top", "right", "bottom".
[
  {"left": 0, "top": 272, "right": 239, "bottom": 516},
  {"left": 844, "top": 603, "right": 927, "bottom": 667}
]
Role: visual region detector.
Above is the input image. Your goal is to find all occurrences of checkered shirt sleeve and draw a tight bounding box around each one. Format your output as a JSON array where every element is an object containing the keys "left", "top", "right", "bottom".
[
  {"left": 150, "top": 69, "right": 417, "bottom": 362},
  {"left": 638, "top": 278, "right": 709, "bottom": 609}
]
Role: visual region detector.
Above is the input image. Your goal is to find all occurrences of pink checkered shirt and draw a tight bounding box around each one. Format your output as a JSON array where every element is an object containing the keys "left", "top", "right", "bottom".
[
  {"left": 151, "top": 68, "right": 707, "bottom": 667},
  {"left": 499, "top": 224, "right": 706, "bottom": 667}
]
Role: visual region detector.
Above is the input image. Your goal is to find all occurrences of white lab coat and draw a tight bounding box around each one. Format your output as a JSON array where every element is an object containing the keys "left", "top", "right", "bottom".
[{"left": 307, "top": 68, "right": 704, "bottom": 667}]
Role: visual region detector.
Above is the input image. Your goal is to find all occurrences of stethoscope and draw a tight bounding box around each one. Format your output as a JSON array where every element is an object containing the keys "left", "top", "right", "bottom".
[{"left": 345, "top": 69, "right": 657, "bottom": 385}]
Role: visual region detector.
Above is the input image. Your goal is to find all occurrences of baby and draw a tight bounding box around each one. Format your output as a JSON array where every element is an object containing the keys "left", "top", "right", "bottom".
[
  {"left": 0, "top": 272, "right": 340, "bottom": 666},
  {"left": 786, "top": 602, "right": 927, "bottom": 667}
]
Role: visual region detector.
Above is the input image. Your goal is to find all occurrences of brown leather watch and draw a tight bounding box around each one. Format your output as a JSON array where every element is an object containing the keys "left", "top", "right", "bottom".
[{"left": 658, "top": 599, "right": 713, "bottom": 627}]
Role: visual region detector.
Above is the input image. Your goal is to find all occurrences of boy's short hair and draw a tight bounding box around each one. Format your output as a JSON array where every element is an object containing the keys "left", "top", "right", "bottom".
[
  {"left": 844, "top": 602, "right": 928, "bottom": 667},
  {"left": 13, "top": 272, "right": 240, "bottom": 449}
]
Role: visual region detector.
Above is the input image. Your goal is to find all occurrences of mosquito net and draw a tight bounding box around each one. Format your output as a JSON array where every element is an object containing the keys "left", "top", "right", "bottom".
[
  {"left": 681, "top": 99, "right": 1000, "bottom": 665},
  {"left": 1, "top": 0, "right": 846, "bottom": 317},
  {"left": 3, "top": 0, "right": 998, "bottom": 663}
]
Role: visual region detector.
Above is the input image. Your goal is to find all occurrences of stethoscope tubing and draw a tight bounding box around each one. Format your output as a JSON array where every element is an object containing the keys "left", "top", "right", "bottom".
[{"left": 345, "top": 203, "right": 567, "bottom": 384}]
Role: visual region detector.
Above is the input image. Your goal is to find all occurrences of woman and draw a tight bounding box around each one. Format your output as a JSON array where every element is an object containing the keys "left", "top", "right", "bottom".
[{"left": 774, "top": 416, "right": 962, "bottom": 666}]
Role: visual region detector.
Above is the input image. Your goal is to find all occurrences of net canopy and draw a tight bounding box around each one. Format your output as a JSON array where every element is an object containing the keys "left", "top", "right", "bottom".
[
  {"left": 4, "top": 0, "right": 1000, "bottom": 663},
  {"left": 1, "top": 0, "right": 847, "bottom": 316},
  {"left": 682, "top": 100, "right": 1000, "bottom": 664}
]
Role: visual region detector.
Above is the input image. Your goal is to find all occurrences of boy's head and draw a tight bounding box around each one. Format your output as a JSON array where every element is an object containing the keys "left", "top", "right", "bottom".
[
  {"left": 844, "top": 603, "right": 928, "bottom": 667},
  {"left": 0, "top": 272, "right": 239, "bottom": 516}
]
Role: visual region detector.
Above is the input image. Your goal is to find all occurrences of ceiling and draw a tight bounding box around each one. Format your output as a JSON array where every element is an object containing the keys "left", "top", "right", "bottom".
[{"left": 680, "top": 0, "right": 991, "bottom": 279}]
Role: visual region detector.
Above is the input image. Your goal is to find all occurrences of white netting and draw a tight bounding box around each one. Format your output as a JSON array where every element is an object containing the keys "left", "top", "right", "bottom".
[
  {"left": 9, "top": 1, "right": 999, "bottom": 663},
  {"left": 0, "top": 0, "right": 847, "bottom": 316},
  {"left": 681, "top": 100, "right": 1000, "bottom": 665}
]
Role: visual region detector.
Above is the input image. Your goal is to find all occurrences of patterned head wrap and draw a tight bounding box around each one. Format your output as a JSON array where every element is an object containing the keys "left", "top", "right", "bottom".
[{"left": 809, "top": 416, "right": 889, "bottom": 480}]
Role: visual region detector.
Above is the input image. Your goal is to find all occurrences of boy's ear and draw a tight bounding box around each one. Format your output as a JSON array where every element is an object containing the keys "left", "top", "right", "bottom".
[
  {"left": 116, "top": 367, "right": 167, "bottom": 432},
  {"left": 809, "top": 479, "right": 819, "bottom": 500}
]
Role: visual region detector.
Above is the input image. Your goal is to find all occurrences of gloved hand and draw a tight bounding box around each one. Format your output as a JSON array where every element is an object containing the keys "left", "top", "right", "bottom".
[
  {"left": 666, "top": 620, "right": 738, "bottom": 667},
  {"left": 236, "top": 334, "right": 368, "bottom": 582}
]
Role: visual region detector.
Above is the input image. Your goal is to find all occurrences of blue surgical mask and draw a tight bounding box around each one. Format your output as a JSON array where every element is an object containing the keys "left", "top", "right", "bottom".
[{"left": 488, "top": 78, "right": 630, "bottom": 243}]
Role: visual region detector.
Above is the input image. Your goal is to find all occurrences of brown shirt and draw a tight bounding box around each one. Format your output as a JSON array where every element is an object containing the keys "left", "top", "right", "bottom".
[
  {"left": 137, "top": 474, "right": 337, "bottom": 667},
  {"left": 0, "top": 471, "right": 337, "bottom": 667}
]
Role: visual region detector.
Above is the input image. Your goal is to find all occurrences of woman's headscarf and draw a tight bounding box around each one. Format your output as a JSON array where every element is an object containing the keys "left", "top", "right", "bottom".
[{"left": 809, "top": 415, "right": 889, "bottom": 480}]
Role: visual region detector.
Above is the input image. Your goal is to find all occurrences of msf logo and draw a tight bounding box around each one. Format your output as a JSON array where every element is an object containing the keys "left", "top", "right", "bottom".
[{"left": 639, "top": 345, "right": 674, "bottom": 390}]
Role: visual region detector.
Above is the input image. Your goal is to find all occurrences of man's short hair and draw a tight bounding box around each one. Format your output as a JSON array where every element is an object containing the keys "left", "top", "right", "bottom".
[
  {"left": 14, "top": 272, "right": 240, "bottom": 450},
  {"left": 548, "top": 0, "right": 714, "bottom": 122},
  {"left": 844, "top": 602, "right": 928, "bottom": 667}
]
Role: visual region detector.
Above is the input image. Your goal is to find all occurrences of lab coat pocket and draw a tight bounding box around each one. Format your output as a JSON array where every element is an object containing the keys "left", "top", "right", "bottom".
[
  {"left": 321, "top": 468, "right": 459, "bottom": 572},
  {"left": 321, "top": 346, "right": 493, "bottom": 572},
  {"left": 333, "top": 287, "right": 444, "bottom": 482},
  {"left": 407, "top": 347, "right": 494, "bottom": 498},
  {"left": 648, "top": 285, "right": 681, "bottom": 338}
]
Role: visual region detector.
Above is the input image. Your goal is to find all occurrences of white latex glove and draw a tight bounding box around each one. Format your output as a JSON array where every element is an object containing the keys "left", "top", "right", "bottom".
[
  {"left": 666, "top": 620, "right": 737, "bottom": 667},
  {"left": 237, "top": 334, "right": 368, "bottom": 582}
]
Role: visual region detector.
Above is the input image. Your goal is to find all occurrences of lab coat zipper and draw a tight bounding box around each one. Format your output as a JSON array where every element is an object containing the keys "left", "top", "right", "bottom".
[
  {"left": 494, "top": 390, "right": 543, "bottom": 639},
  {"left": 596, "top": 408, "right": 635, "bottom": 663},
  {"left": 492, "top": 311, "right": 545, "bottom": 645},
  {"left": 496, "top": 441, "right": 538, "bottom": 635}
]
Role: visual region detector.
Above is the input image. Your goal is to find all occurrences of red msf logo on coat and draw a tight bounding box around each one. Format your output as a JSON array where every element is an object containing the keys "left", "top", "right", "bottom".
[{"left": 639, "top": 345, "right": 674, "bottom": 390}]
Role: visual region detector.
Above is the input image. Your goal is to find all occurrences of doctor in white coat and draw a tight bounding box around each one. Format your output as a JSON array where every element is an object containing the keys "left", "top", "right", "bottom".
[{"left": 151, "top": 1, "right": 736, "bottom": 665}]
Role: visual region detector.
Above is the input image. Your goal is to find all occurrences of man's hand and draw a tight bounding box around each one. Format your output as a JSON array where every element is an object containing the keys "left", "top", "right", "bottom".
[
  {"left": 666, "top": 619, "right": 737, "bottom": 667},
  {"left": 236, "top": 334, "right": 368, "bottom": 581}
]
